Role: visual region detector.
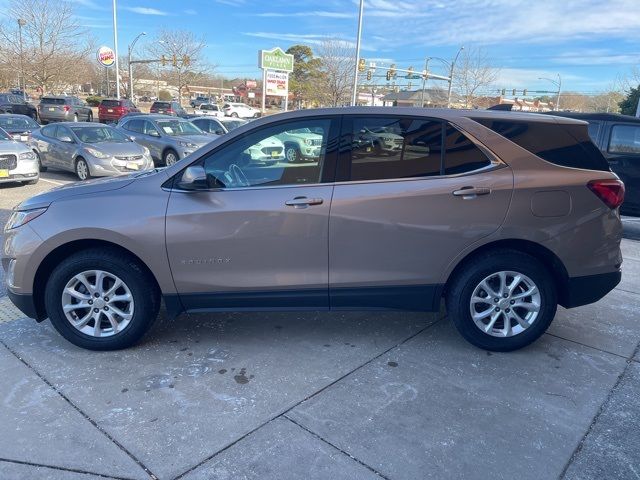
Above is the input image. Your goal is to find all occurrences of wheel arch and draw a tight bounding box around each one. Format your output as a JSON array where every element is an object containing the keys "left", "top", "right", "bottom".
[
  {"left": 443, "top": 239, "right": 570, "bottom": 306},
  {"left": 32, "top": 239, "right": 162, "bottom": 322}
]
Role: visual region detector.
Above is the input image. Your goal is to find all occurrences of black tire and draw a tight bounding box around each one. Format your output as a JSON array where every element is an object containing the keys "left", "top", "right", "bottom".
[
  {"left": 75, "top": 157, "right": 91, "bottom": 181},
  {"left": 25, "top": 178, "right": 39, "bottom": 185},
  {"left": 285, "top": 144, "right": 300, "bottom": 163},
  {"left": 163, "top": 149, "right": 179, "bottom": 166},
  {"left": 231, "top": 112, "right": 239, "bottom": 118},
  {"left": 446, "top": 249, "right": 557, "bottom": 352},
  {"left": 45, "top": 248, "right": 160, "bottom": 351}
]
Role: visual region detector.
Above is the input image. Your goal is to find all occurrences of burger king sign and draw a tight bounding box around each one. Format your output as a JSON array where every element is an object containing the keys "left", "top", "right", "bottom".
[{"left": 97, "top": 46, "right": 116, "bottom": 68}]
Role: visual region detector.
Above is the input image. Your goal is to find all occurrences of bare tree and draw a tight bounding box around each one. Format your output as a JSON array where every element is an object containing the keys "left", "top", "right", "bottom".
[
  {"left": 316, "top": 40, "right": 355, "bottom": 107},
  {"left": 0, "top": 0, "right": 92, "bottom": 94},
  {"left": 453, "top": 47, "right": 499, "bottom": 108},
  {"left": 146, "top": 29, "right": 208, "bottom": 105}
]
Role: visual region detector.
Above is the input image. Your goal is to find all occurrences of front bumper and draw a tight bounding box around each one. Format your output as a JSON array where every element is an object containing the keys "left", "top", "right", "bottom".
[
  {"left": 0, "top": 158, "right": 39, "bottom": 183},
  {"left": 561, "top": 270, "right": 622, "bottom": 308},
  {"left": 87, "top": 156, "right": 154, "bottom": 177}
]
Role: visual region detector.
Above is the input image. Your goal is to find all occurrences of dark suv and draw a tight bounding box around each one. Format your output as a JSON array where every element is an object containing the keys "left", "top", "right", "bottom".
[
  {"left": 0, "top": 93, "right": 38, "bottom": 120},
  {"left": 149, "top": 101, "right": 187, "bottom": 117},
  {"left": 98, "top": 99, "right": 140, "bottom": 124},
  {"left": 547, "top": 112, "right": 639, "bottom": 216}
]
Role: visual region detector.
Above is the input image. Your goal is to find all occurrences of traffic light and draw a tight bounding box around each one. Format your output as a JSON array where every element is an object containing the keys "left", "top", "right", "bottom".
[
  {"left": 501, "top": 88, "right": 505, "bottom": 96},
  {"left": 407, "top": 66, "right": 414, "bottom": 78},
  {"left": 512, "top": 89, "right": 516, "bottom": 96},
  {"left": 183, "top": 55, "right": 190, "bottom": 67},
  {"left": 366, "top": 70, "right": 372, "bottom": 81},
  {"left": 523, "top": 89, "right": 528, "bottom": 96},
  {"left": 172, "top": 54, "right": 177, "bottom": 67},
  {"left": 389, "top": 64, "right": 396, "bottom": 77},
  {"left": 161, "top": 55, "right": 166, "bottom": 66},
  {"left": 386, "top": 70, "right": 392, "bottom": 81},
  {"left": 358, "top": 58, "right": 366, "bottom": 73}
]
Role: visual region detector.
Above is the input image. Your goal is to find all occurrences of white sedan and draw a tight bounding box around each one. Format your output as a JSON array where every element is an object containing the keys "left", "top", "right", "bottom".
[
  {"left": 0, "top": 127, "right": 39, "bottom": 185},
  {"left": 223, "top": 102, "right": 260, "bottom": 119}
]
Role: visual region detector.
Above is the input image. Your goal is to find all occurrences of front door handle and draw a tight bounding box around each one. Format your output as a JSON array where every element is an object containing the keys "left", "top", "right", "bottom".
[
  {"left": 452, "top": 187, "right": 491, "bottom": 198},
  {"left": 285, "top": 196, "right": 324, "bottom": 208}
]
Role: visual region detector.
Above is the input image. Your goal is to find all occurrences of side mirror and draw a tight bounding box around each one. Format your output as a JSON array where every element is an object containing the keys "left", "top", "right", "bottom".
[
  {"left": 149, "top": 130, "right": 161, "bottom": 137},
  {"left": 59, "top": 135, "right": 74, "bottom": 143},
  {"left": 177, "top": 165, "right": 208, "bottom": 190},
  {"left": 215, "top": 129, "right": 225, "bottom": 135}
]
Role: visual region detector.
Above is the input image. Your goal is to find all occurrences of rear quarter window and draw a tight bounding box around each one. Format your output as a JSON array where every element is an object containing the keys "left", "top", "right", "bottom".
[{"left": 473, "top": 118, "right": 610, "bottom": 172}]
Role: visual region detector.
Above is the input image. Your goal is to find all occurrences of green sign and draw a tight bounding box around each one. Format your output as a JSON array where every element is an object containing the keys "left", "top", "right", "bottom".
[{"left": 259, "top": 47, "right": 294, "bottom": 73}]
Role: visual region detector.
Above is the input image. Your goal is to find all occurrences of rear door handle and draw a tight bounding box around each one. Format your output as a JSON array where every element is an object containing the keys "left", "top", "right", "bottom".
[
  {"left": 452, "top": 187, "right": 491, "bottom": 198},
  {"left": 285, "top": 196, "right": 324, "bottom": 208}
]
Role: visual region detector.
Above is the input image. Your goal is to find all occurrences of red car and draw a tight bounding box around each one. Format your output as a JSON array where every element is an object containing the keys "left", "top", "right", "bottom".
[{"left": 98, "top": 99, "right": 140, "bottom": 124}]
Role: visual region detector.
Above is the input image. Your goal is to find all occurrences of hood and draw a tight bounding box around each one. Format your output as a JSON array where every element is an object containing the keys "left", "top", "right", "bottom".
[
  {"left": 0, "top": 140, "right": 31, "bottom": 155},
  {"left": 82, "top": 141, "right": 146, "bottom": 157},
  {"left": 256, "top": 137, "right": 284, "bottom": 148},
  {"left": 178, "top": 135, "right": 214, "bottom": 147},
  {"left": 288, "top": 132, "right": 322, "bottom": 140},
  {"left": 17, "top": 175, "right": 137, "bottom": 211}
]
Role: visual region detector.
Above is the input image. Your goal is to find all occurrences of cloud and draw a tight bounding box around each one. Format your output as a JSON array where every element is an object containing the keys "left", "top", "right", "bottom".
[
  {"left": 242, "top": 32, "right": 355, "bottom": 47},
  {"left": 184, "top": 9, "right": 197, "bottom": 15},
  {"left": 214, "top": 0, "right": 246, "bottom": 5},
  {"left": 550, "top": 49, "right": 640, "bottom": 66},
  {"left": 124, "top": 6, "right": 168, "bottom": 16},
  {"left": 256, "top": 11, "right": 353, "bottom": 19},
  {"left": 495, "top": 68, "right": 584, "bottom": 88}
]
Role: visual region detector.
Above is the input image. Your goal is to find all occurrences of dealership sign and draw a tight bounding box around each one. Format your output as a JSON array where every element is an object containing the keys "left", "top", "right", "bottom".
[
  {"left": 258, "top": 47, "right": 294, "bottom": 73},
  {"left": 97, "top": 46, "right": 116, "bottom": 68},
  {"left": 265, "top": 71, "right": 288, "bottom": 97}
]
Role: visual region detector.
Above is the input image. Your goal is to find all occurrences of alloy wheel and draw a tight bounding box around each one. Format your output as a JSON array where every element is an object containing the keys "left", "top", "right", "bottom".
[
  {"left": 469, "top": 270, "right": 541, "bottom": 337},
  {"left": 76, "top": 159, "right": 88, "bottom": 180},
  {"left": 61, "top": 270, "right": 134, "bottom": 338}
]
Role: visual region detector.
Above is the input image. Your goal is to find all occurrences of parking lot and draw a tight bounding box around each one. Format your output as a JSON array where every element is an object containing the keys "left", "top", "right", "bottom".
[{"left": 0, "top": 176, "right": 638, "bottom": 480}]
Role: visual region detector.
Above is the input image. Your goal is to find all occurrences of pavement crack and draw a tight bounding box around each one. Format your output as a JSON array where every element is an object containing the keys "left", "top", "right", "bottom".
[
  {"left": 544, "top": 332, "right": 633, "bottom": 361},
  {"left": 0, "top": 341, "right": 159, "bottom": 480},
  {"left": 0, "top": 457, "right": 137, "bottom": 480},
  {"left": 283, "top": 414, "right": 390, "bottom": 479}
]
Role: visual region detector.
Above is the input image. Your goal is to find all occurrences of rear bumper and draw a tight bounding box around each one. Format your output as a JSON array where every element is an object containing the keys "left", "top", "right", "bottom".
[
  {"left": 561, "top": 271, "right": 621, "bottom": 308},
  {"left": 7, "top": 290, "right": 42, "bottom": 320}
]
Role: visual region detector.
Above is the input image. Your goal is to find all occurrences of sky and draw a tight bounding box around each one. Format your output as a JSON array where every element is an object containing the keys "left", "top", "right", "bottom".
[{"left": 24, "top": 0, "right": 640, "bottom": 93}]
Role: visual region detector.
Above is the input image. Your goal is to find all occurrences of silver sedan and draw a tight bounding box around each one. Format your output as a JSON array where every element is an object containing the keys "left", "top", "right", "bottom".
[{"left": 31, "top": 123, "right": 154, "bottom": 180}]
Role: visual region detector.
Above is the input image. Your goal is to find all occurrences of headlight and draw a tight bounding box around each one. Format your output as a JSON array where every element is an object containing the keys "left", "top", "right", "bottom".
[
  {"left": 177, "top": 141, "right": 198, "bottom": 149},
  {"left": 143, "top": 146, "right": 151, "bottom": 156},
  {"left": 304, "top": 139, "right": 312, "bottom": 146},
  {"left": 5, "top": 207, "right": 48, "bottom": 231},
  {"left": 85, "top": 147, "right": 110, "bottom": 159},
  {"left": 18, "top": 151, "right": 37, "bottom": 161}
]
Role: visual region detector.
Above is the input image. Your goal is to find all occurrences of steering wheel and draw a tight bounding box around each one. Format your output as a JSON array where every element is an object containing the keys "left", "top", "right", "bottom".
[{"left": 229, "top": 163, "right": 250, "bottom": 187}]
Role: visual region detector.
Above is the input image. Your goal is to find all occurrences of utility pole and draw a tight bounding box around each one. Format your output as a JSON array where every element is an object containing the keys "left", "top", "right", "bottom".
[
  {"left": 17, "top": 19, "right": 26, "bottom": 100},
  {"left": 351, "top": 0, "right": 364, "bottom": 106},
  {"left": 420, "top": 57, "right": 431, "bottom": 107},
  {"left": 128, "top": 32, "right": 146, "bottom": 100},
  {"left": 539, "top": 74, "right": 562, "bottom": 111},
  {"left": 446, "top": 46, "right": 464, "bottom": 108},
  {"left": 112, "top": 0, "right": 121, "bottom": 99}
]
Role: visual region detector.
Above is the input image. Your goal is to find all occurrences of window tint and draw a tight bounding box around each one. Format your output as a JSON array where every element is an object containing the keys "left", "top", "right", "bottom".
[
  {"left": 101, "top": 99, "right": 121, "bottom": 107},
  {"left": 348, "top": 117, "right": 443, "bottom": 181},
  {"left": 444, "top": 125, "right": 492, "bottom": 175},
  {"left": 609, "top": 125, "right": 640, "bottom": 154},
  {"left": 201, "top": 119, "right": 332, "bottom": 188},
  {"left": 143, "top": 121, "right": 160, "bottom": 136},
  {"left": 41, "top": 97, "right": 65, "bottom": 105},
  {"left": 124, "top": 119, "right": 144, "bottom": 133},
  {"left": 55, "top": 126, "right": 73, "bottom": 140},
  {"left": 473, "top": 118, "right": 610, "bottom": 172},
  {"left": 587, "top": 121, "right": 601, "bottom": 143}
]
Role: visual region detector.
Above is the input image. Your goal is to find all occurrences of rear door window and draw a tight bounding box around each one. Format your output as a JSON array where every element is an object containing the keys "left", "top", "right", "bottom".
[
  {"left": 346, "top": 116, "right": 443, "bottom": 181},
  {"left": 473, "top": 118, "right": 610, "bottom": 171},
  {"left": 124, "top": 119, "right": 144, "bottom": 133},
  {"left": 608, "top": 124, "right": 640, "bottom": 155},
  {"left": 443, "top": 125, "right": 492, "bottom": 175}
]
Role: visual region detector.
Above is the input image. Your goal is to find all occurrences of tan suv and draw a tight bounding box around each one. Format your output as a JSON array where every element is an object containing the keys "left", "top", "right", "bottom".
[{"left": 2, "top": 108, "right": 624, "bottom": 351}]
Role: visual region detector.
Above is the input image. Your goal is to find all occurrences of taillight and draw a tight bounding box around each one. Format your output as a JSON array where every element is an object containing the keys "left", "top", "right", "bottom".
[
  {"left": 167, "top": 109, "right": 174, "bottom": 114},
  {"left": 64, "top": 105, "right": 70, "bottom": 112},
  {"left": 587, "top": 179, "right": 625, "bottom": 209}
]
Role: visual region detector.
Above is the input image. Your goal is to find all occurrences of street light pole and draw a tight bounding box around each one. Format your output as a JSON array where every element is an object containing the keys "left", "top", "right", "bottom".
[
  {"left": 17, "top": 19, "right": 27, "bottom": 100},
  {"left": 112, "top": 0, "right": 121, "bottom": 99},
  {"left": 351, "top": 0, "right": 364, "bottom": 106},
  {"left": 538, "top": 74, "right": 562, "bottom": 111},
  {"left": 420, "top": 57, "right": 431, "bottom": 108},
  {"left": 128, "top": 31, "right": 146, "bottom": 100},
  {"left": 446, "top": 46, "right": 464, "bottom": 108}
]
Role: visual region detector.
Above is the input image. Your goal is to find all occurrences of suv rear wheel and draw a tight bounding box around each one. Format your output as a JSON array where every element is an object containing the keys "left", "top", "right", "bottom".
[
  {"left": 446, "top": 250, "right": 557, "bottom": 351},
  {"left": 45, "top": 249, "right": 160, "bottom": 350}
]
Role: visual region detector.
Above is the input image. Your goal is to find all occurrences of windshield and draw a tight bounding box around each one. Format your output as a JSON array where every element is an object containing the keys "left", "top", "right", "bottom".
[
  {"left": 0, "top": 128, "right": 12, "bottom": 141},
  {"left": 0, "top": 116, "right": 39, "bottom": 131},
  {"left": 70, "top": 126, "right": 130, "bottom": 144},
  {"left": 155, "top": 120, "right": 203, "bottom": 136}
]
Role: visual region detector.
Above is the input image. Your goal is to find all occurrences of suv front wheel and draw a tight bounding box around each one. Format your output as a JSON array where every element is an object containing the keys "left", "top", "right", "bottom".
[
  {"left": 446, "top": 250, "right": 557, "bottom": 351},
  {"left": 44, "top": 249, "right": 160, "bottom": 350}
]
